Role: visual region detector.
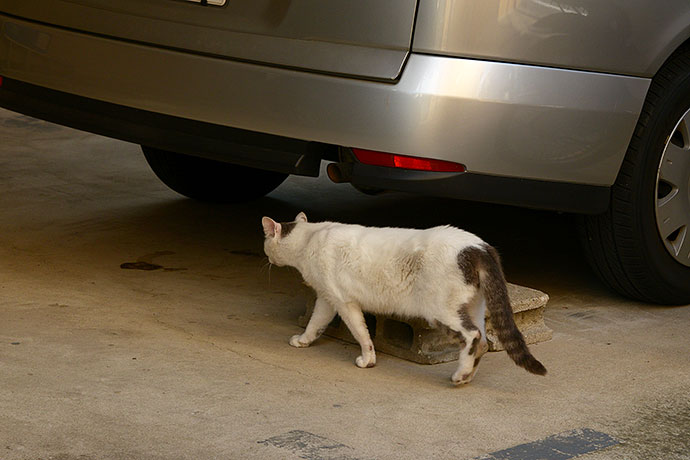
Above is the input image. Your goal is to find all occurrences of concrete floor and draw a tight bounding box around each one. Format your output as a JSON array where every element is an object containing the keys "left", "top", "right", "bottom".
[{"left": 0, "top": 107, "right": 689, "bottom": 460}]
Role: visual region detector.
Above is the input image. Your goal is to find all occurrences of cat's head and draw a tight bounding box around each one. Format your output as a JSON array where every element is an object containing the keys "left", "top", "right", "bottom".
[{"left": 261, "top": 212, "right": 308, "bottom": 266}]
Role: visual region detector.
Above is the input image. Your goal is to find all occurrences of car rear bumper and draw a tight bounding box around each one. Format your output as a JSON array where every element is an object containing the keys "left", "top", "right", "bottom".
[
  {"left": 0, "top": 76, "right": 609, "bottom": 213},
  {"left": 0, "top": 14, "right": 651, "bottom": 211}
]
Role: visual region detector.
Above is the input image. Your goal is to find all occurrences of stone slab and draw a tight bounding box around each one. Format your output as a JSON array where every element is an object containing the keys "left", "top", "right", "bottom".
[{"left": 298, "top": 283, "right": 553, "bottom": 364}]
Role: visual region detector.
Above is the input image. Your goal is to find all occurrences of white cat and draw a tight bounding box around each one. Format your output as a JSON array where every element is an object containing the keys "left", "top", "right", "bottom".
[{"left": 262, "top": 212, "right": 546, "bottom": 384}]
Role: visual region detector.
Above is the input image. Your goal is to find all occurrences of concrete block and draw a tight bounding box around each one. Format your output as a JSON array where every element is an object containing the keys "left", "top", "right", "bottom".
[{"left": 297, "top": 283, "right": 553, "bottom": 364}]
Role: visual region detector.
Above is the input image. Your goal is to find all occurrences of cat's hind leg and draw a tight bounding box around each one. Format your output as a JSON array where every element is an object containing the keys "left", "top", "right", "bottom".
[
  {"left": 290, "top": 296, "right": 336, "bottom": 348},
  {"left": 445, "top": 308, "right": 484, "bottom": 385},
  {"left": 336, "top": 301, "right": 376, "bottom": 368},
  {"left": 462, "top": 298, "right": 489, "bottom": 381}
]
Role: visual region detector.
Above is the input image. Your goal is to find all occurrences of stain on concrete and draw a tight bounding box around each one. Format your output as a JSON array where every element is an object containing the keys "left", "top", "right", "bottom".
[
  {"left": 567, "top": 310, "right": 597, "bottom": 320},
  {"left": 120, "top": 251, "right": 186, "bottom": 272},
  {"left": 259, "top": 430, "right": 363, "bottom": 460},
  {"left": 120, "top": 261, "right": 164, "bottom": 271},
  {"left": 226, "top": 249, "right": 262, "bottom": 257},
  {"left": 475, "top": 428, "right": 618, "bottom": 460}
]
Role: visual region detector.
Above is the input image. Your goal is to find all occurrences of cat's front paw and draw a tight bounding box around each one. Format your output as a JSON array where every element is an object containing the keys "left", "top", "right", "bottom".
[
  {"left": 289, "top": 334, "right": 310, "bottom": 348},
  {"left": 355, "top": 355, "right": 376, "bottom": 368}
]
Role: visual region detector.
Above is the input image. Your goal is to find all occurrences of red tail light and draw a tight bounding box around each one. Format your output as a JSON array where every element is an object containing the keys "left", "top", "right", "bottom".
[
  {"left": 352, "top": 148, "right": 466, "bottom": 173},
  {"left": 0, "top": 76, "right": 3, "bottom": 87}
]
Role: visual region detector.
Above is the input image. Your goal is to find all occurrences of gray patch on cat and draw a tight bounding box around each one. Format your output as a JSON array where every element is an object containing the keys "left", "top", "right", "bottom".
[
  {"left": 397, "top": 251, "right": 424, "bottom": 282},
  {"left": 280, "top": 221, "right": 297, "bottom": 237},
  {"left": 457, "top": 246, "right": 483, "bottom": 287},
  {"left": 436, "top": 322, "right": 466, "bottom": 348},
  {"left": 459, "top": 308, "right": 478, "bottom": 332},
  {"left": 469, "top": 336, "right": 480, "bottom": 355}
]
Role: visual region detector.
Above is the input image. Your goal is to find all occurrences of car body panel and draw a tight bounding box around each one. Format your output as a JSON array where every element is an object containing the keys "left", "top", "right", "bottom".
[
  {"left": 0, "top": 0, "right": 417, "bottom": 81},
  {"left": 414, "top": 0, "right": 690, "bottom": 77},
  {"left": 0, "top": 14, "right": 649, "bottom": 187}
]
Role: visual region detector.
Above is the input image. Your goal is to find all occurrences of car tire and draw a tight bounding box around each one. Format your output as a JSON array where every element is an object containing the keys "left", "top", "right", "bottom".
[
  {"left": 141, "top": 146, "right": 288, "bottom": 203},
  {"left": 579, "top": 45, "right": 690, "bottom": 305}
]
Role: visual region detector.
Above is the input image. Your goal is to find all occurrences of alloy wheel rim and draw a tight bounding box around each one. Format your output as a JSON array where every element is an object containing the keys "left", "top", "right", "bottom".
[{"left": 655, "top": 107, "right": 690, "bottom": 267}]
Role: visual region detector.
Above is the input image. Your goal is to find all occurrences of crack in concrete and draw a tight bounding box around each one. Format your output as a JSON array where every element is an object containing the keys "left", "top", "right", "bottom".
[{"left": 150, "top": 313, "right": 301, "bottom": 375}]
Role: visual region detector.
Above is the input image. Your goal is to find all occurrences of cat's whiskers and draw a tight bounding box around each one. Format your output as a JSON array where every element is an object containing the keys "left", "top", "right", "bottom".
[{"left": 260, "top": 257, "right": 273, "bottom": 284}]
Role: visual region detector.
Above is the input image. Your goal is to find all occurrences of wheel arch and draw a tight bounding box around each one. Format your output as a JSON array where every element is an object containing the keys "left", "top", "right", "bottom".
[{"left": 646, "top": 15, "right": 690, "bottom": 77}]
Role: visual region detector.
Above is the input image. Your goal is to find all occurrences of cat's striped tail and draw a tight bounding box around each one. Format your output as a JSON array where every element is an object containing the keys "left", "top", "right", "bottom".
[{"left": 477, "top": 244, "right": 547, "bottom": 376}]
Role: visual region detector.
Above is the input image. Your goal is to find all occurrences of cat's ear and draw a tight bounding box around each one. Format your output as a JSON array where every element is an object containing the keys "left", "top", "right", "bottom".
[
  {"left": 295, "top": 212, "right": 308, "bottom": 223},
  {"left": 261, "top": 217, "right": 282, "bottom": 238}
]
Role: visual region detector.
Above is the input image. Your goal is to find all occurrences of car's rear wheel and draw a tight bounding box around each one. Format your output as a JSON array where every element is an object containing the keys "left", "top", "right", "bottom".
[
  {"left": 142, "top": 146, "right": 288, "bottom": 203},
  {"left": 579, "top": 45, "right": 690, "bottom": 304}
]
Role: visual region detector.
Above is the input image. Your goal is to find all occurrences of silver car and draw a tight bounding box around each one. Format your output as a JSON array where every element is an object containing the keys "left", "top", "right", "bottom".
[{"left": 0, "top": 1, "right": 689, "bottom": 304}]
